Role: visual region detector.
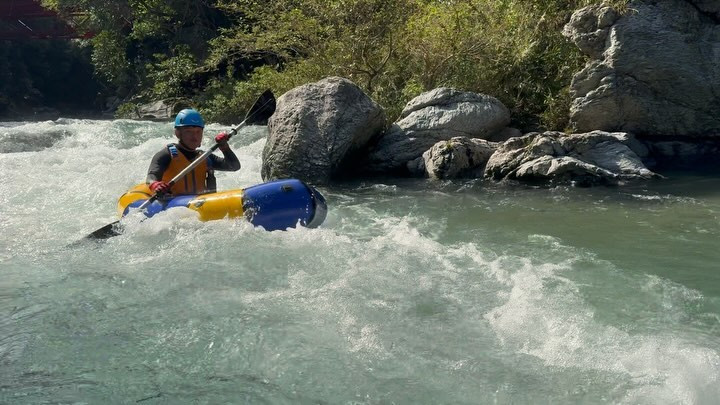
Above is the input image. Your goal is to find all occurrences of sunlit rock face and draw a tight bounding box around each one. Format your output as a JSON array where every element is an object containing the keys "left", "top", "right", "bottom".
[
  {"left": 563, "top": 1, "right": 720, "bottom": 138},
  {"left": 134, "top": 100, "right": 177, "bottom": 120},
  {"left": 262, "top": 77, "right": 385, "bottom": 184},
  {"left": 412, "top": 137, "right": 498, "bottom": 180},
  {"left": 364, "top": 88, "right": 511, "bottom": 175},
  {"left": 484, "top": 131, "right": 660, "bottom": 186}
]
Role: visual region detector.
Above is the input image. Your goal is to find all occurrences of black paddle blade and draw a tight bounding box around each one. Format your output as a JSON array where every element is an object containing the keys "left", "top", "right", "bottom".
[
  {"left": 244, "top": 89, "right": 276, "bottom": 125},
  {"left": 84, "top": 220, "right": 124, "bottom": 240}
]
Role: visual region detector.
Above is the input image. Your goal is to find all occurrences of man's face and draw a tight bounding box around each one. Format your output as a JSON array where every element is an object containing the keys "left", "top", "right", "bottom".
[{"left": 175, "top": 126, "right": 204, "bottom": 149}]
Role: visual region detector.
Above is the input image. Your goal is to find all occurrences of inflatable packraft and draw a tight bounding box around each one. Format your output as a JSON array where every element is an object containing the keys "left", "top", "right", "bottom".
[{"left": 117, "top": 179, "right": 327, "bottom": 231}]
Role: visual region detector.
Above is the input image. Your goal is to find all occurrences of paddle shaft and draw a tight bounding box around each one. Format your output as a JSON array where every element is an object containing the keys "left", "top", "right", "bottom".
[
  {"left": 136, "top": 90, "right": 275, "bottom": 211},
  {"left": 135, "top": 128, "right": 238, "bottom": 211},
  {"left": 138, "top": 88, "right": 277, "bottom": 213}
]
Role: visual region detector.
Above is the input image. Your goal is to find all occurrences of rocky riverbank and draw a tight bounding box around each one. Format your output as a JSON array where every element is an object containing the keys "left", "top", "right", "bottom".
[
  {"left": 260, "top": 1, "right": 720, "bottom": 186},
  {"left": 262, "top": 77, "right": 719, "bottom": 187}
]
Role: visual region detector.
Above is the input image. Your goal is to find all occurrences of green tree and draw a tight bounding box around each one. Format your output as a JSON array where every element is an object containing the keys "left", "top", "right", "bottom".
[
  {"left": 207, "top": 0, "right": 619, "bottom": 128},
  {"left": 207, "top": 0, "right": 420, "bottom": 120},
  {"left": 0, "top": 40, "right": 99, "bottom": 116},
  {"left": 42, "top": 0, "right": 229, "bottom": 100},
  {"left": 38, "top": 0, "right": 628, "bottom": 128}
]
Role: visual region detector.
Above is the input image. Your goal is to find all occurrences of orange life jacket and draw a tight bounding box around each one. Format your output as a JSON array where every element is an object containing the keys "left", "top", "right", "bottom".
[{"left": 162, "top": 144, "right": 213, "bottom": 195}]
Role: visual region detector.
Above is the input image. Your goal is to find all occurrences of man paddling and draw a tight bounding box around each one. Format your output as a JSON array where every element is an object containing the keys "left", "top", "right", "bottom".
[{"left": 147, "top": 108, "right": 240, "bottom": 195}]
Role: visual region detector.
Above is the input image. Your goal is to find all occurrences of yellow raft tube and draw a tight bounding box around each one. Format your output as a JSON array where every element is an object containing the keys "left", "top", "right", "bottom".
[{"left": 116, "top": 179, "right": 327, "bottom": 231}]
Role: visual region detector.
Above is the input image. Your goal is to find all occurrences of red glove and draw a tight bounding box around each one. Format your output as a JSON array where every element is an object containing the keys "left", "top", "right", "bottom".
[
  {"left": 149, "top": 181, "right": 170, "bottom": 194},
  {"left": 215, "top": 132, "right": 230, "bottom": 151}
]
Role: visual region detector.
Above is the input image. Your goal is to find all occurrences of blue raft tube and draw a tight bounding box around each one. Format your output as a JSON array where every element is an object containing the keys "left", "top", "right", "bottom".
[{"left": 118, "top": 179, "right": 328, "bottom": 231}]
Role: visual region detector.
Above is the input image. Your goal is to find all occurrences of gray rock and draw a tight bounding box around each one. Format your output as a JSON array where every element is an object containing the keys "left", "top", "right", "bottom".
[
  {"left": 513, "top": 155, "right": 618, "bottom": 185},
  {"left": 135, "top": 100, "right": 176, "bottom": 120},
  {"left": 485, "top": 131, "right": 660, "bottom": 186},
  {"left": 563, "top": 1, "right": 720, "bottom": 137},
  {"left": 365, "top": 88, "right": 510, "bottom": 174},
  {"left": 262, "top": 77, "right": 386, "bottom": 184},
  {"left": 562, "top": 6, "right": 619, "bottom": 59},
  {"left": 421, "top": 137, "right": 498, "bottom": 180}
]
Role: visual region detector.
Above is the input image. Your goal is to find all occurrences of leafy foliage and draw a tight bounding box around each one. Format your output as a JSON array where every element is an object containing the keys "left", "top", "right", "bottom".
[
  {"left": 208, "top": 0, "right": 420, "bottom": 121},
  {"left": 38, "top": 0, "right": 629, "bottom": 129},
  {"left": 42, "top": 0, "right": 229, "bottom": 101},
  {"left": 146, "top": 46, "right": 198, "bottom": 99},
  {"left": 208, "top": 0, "right": 607, "bottom": 128}
]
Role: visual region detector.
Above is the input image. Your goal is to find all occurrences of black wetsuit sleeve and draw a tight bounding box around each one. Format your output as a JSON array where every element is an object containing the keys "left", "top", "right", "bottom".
[
  {"left": 209, "top": 149, "right": 241, "bottom": 171},
  {"left": 146, "top": 148, "right": 172, "bottom": 183}
]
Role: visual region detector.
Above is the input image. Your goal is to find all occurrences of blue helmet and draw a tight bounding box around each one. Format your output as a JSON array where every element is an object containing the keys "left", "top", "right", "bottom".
[{"left": 174, "top": 108, "right": 205, "bottom": 128}]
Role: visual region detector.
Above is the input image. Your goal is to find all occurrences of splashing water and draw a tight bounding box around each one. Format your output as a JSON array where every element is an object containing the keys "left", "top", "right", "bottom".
[{"left": 2, "top": 119, "right": 720, "bottom": 403}]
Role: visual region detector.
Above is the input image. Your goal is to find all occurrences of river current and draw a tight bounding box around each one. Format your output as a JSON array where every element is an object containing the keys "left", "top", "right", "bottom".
[{"left": 1, "top": 119, "right": 719, "bottom": 404}]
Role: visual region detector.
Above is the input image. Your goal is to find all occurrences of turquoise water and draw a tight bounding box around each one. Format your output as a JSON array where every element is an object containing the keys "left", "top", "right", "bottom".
[{"left": 1, "top": 119, "right": 719, "bottom": 404}]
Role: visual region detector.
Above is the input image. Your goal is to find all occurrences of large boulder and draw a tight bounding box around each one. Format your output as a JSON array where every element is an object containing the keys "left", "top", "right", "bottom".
[
  {"left": 262, "top": 77, "right": 386, "bottom": 184},
  {"left": 364, "top": 88, "right": 510, "bottom": 174},
  {"left": 563, "top": 1, "right": 720, "bottom": 137},
  {"left": 412, "top": 137, "right": 498, "bottom": 180},
  {"left": 485, "top": 131, "right": 660, "bottom": 186}
]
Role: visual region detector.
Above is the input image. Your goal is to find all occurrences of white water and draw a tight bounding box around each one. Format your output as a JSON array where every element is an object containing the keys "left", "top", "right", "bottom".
[{"left": 2, "top": 119, "right": 720, "bottom": 403}]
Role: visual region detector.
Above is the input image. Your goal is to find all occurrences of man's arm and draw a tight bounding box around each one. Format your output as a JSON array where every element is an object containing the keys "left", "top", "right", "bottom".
[
  {"left": 209, "top": 148, "right": 241, "bottom": 171},
  {"left": 146, "top": 148, "right": 172, "bottom": 182}
]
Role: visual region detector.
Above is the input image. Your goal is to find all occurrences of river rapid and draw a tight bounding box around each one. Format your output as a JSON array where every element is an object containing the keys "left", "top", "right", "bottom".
[{"left": 2, "top": 119, "right": 720, "bottom": 404}]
